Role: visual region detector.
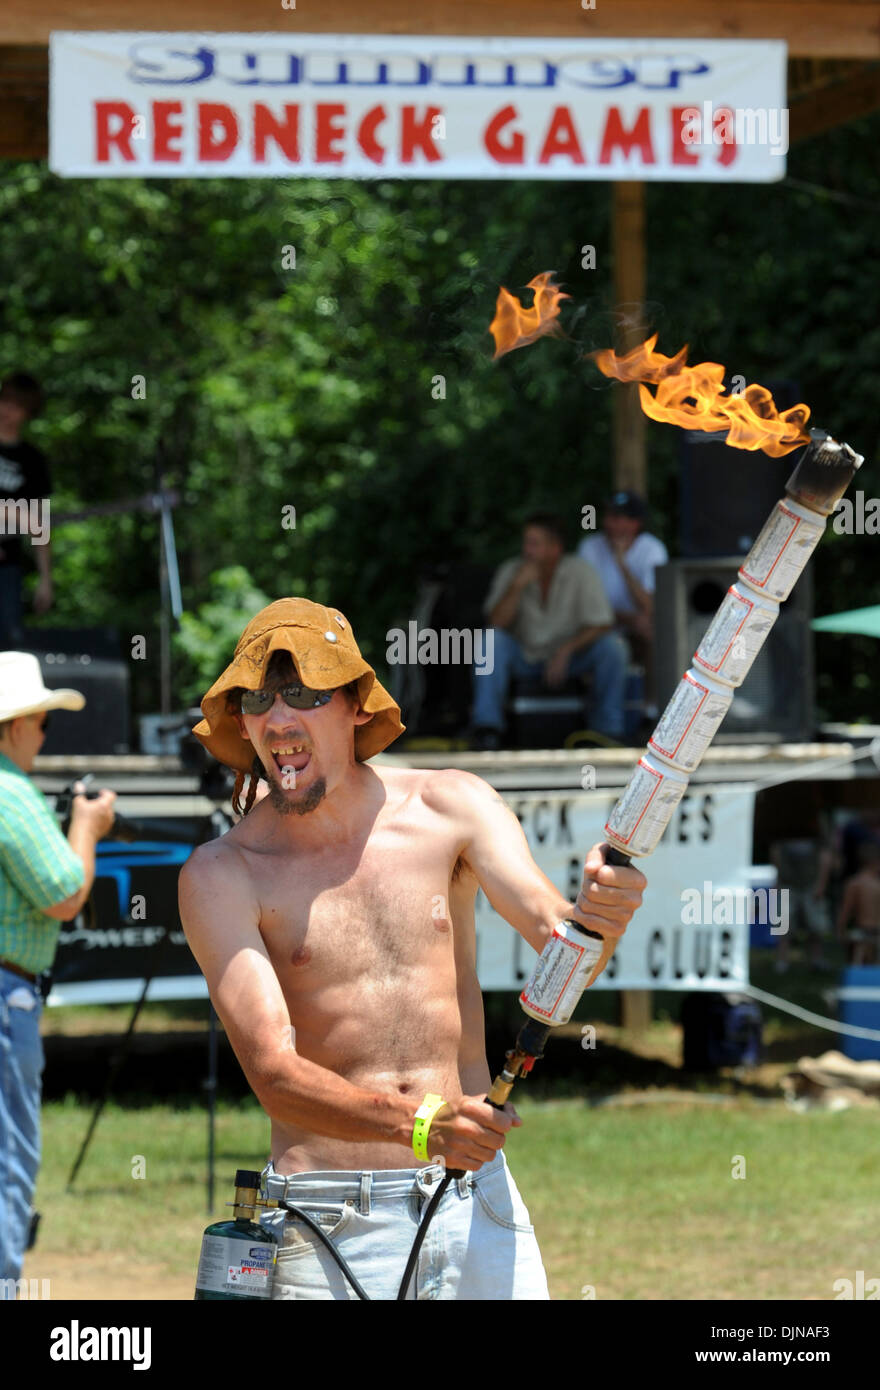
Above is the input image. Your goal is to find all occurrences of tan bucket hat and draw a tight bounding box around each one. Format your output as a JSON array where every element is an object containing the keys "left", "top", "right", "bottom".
[{"left": 191, "top": 597, "right": 404, "bottom": 770}]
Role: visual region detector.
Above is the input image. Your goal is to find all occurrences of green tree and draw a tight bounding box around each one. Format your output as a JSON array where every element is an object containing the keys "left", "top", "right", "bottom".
[{"left": 0, "top": 109, "right": 876, "bottom": 724}]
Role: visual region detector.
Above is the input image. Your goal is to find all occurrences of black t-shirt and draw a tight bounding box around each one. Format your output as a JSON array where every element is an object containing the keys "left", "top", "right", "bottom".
[{"left": 0, "top": 439, "right": 51, "bottom": 568}]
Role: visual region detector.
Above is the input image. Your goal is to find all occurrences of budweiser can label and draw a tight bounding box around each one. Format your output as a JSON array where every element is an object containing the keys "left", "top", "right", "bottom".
[
  {"left": 649, "top": 668, "right": 733, "bottom": 772},
  {"left": 693, "top": 583, "right": 778, "bottom": 686},
  {"left": 519, "top": 921, "right": 605, "bottom": 1024},
  {"left": 738, "top": 498, "right": 825, "bottom": 602},
  {"left": 604, "top": 754, "right": 689, "bottom": 857}
]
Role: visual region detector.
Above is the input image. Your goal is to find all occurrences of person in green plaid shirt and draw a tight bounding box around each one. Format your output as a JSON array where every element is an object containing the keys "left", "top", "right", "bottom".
[{"left": 0, "top": 651, "right": 115, "bottom": 1288}]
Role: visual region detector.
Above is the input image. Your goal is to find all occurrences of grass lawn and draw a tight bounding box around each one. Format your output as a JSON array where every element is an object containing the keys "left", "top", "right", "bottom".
[
  {"left": 510, "top": 1098, "right": 878, "bottom": 1301},
  {"left": 25, "top": 939, "right": 877, "bottom": 1300},
  {"left": 27, "top": 1090, "right": 877, "bottom": 1301}
]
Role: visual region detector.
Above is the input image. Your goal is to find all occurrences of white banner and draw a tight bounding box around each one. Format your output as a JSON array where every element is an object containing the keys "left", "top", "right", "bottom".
[
  {"left": 475, "top": 782, "right": 755, "bottom": 991},
  {"left": 49, "top": 33, "right": 788, "bottom": 181}
]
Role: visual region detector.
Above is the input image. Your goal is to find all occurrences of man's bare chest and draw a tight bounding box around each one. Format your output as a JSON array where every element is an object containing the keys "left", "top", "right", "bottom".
[{"left": 246, "top": 833, "right": 464, "bottom": 987}]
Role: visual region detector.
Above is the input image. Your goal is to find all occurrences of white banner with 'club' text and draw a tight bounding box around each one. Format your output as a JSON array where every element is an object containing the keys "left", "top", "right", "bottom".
[{"left": 475, "top": 782, "right": 756, "bottom": 992}]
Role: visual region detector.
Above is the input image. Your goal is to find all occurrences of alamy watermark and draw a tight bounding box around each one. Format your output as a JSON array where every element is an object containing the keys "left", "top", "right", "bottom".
[
  {"left": 680, "top": 103, "right": 789, "bottom": 157},
  {"left": 1, "top": 1277, "right": 51, "bottom": 1300},
  {"left": 0, "top": 497, "right": 50, "bottom": 544},
  {"left": 681, "top": 881, "right": 789, "bottom": 934},
  {"left": 832, "top": 492, "right": 880, "bottom": 535},
  {"left": 50, "top": 1321, "right": 151, "bottom": 1368},
  {"left": 833, "top": 1271, "right": 879, "bottom": 1299},
  {"left": 386, "top": 624, "right": 494, "bottom": 674}
]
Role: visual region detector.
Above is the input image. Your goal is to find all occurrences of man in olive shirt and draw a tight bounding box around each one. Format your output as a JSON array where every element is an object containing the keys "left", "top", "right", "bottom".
[
  {"left": 0, "top": 373, "right": 54, "bottom": 648},
  {"left": 472, "top": 513, "right": 627, "bottom": 748},
  {"left": 0, "top": 651, "right": 115, "bottom": 1287}
]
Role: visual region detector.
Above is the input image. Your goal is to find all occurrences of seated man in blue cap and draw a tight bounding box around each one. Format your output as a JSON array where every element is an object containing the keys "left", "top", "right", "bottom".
[{"left": 577, "top": 491, "right": 668, "bottom": 716}]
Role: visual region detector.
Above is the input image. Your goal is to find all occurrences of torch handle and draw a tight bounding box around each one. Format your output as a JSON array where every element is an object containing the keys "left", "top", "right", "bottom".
[
  {"left": 603, "top": 844, "right": 632, "bottom": 868},
  {"left": 447, "top": 1018, "right": 553, "bottom": 1176},
  {"left": 446, "top": 1095, "right": 504, "bottom": 1180}
]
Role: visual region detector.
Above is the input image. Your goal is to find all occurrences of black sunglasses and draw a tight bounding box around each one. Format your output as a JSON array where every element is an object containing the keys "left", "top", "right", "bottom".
[
  {"left": 37, "top": 713, "right": 51, "bottom": 733},
  {"left": 240, "top": 683, "right": 334, "bottom": 716}
]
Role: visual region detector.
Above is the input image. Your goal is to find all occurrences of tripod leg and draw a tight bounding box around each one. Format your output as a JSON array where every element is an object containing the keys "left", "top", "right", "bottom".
[{"left": 66, "top": 971, "right": 153, "bottom": 1190}]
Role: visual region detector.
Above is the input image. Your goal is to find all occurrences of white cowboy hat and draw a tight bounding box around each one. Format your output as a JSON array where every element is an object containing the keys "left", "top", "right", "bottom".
[{"left": 0, "top": 651, "right": 85, "bottom": 721}]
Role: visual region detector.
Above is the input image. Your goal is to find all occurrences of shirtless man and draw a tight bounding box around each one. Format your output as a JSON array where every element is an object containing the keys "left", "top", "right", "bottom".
[
  {"left": 179, "top": 598, "right": 646, "bottom": 1300},
  {"left": 836, "top": 842, "right": 880, "bottom": 966}
]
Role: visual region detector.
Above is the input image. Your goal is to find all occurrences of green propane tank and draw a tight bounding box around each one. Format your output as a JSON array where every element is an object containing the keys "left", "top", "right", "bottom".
[{"left": 195, "top": 1169, "right": 279, "bottom": 1300}]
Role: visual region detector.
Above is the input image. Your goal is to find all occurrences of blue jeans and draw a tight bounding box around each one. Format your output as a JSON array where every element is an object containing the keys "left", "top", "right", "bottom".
[
  {"left": 472, "top": 626, "right": 627, "bottom": 738},
  {"left": 261, "top": 1149, "right": 550, "bottom": 1300},
  {"left": 0, "top": 966, "right": 43, "bottom": 1287},
  {"left": 0, "top": 565, "right": 23, "bottom": 649}
]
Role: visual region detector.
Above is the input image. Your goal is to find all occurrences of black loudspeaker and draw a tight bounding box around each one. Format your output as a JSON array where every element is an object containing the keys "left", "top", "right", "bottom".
[
  {"left": 22, "top": 626, "right": 122, "bottom": 659},
  {"left": 679, "top": 380, "right": 804, "bottom": 558},
  {"left": 395, "top": 563, "right": 495, "bottom": 735},
  {"left": 680, "top": 438, "right": 791, "bottom": 557},
  {"left": 29, "top": 649, "right": 131, "bottom": 755},
  {"left": 654, "top": 558, "right": 814, "bottom": 741}
]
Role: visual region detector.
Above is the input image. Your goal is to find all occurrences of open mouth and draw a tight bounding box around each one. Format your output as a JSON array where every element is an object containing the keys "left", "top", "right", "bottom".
[{"left": 271, "top": 745, "right": 312, "bottom": 777}]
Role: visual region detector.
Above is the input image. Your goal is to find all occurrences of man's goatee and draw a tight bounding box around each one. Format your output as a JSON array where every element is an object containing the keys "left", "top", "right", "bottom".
[{"left": 268, "top": 777, "right": 327, "bottom": 816}]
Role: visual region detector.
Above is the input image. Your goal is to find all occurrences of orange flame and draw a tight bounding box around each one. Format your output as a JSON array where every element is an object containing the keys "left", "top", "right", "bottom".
[
  {"left": 489, "top": 271, "right": 570, "bottom": 359},
  {"left": 592, "top": 335, "right": 811, "bottom": 457}
]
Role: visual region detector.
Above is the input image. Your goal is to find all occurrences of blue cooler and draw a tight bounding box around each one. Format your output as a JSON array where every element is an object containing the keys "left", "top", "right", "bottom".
[
  {"left": 839, "top": 966, "right": 880, "bottom": 1062},
  {"left": 749, "top": 866, "right": 779, "bottom": 949}
]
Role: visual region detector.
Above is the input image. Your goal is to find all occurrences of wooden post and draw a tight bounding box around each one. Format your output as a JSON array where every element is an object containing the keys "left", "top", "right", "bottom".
[
  {"left": 619, "top": 988, "right": 652, "bottom": 1035},
  {"left": 611, "top": 181, "right": 648, "bottom": 495}
]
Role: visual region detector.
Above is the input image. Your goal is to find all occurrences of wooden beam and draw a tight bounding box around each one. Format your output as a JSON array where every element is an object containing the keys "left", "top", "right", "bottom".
[
  {"left": 0, "top": 47, "right": 48, "bottom": 159},
  {"left": 790, "top": 62, "right": 880, "bottom": 143},
  {"left": 788, "top": 57, "right": 858, "bottom": 100},
  {"left": 612, "top": 182, "right": 647, "bottom": 496},
  {"left": 0, "top": 1, "right": 878, "bottom": 58}
]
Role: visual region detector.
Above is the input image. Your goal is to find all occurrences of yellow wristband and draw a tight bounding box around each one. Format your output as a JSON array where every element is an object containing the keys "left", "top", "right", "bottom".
[{"left": 412, "top": 1093, "right": 446, "bottom": 1161}]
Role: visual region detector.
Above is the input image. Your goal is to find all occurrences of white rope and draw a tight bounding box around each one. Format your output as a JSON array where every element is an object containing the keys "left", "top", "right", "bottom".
[
  {"left": 705, "top": 735, "right": 880, "bottom": 802},
  {"left": 743, "top": 982, "right": 880, "bottom": 1042}
]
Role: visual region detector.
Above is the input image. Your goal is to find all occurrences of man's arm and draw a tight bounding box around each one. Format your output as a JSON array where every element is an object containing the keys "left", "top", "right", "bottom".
[
  {"left": 32, "top": 538, "right": 52, "bottom": 614},
  {"left": 555, "top": 622, "right": 611, "bottom": 657},
  {"left": 544, "top": 623, "right": 612, "bottom": 688},
  {"left": 427, "top": 769, "right": 646, "bottom": 962},
  {"left": 612, "top": 548, "right": 652, "bottom": 617},
  {"left": 0, "top": 784, "right": 114, "bottom": 922},
  {"left": 177, "top": 842, "right": 515, "bottom": 1168},
  {"left": 30, "top": 451, "right": 53, "bottom": 614},
  {"left": 835, "top": 879, "right": 857, "bottom": 940},
  {"left": 43, "top": 791, "right": 116, "bottom": 920},
  {"left": 813, "top": 846, "right": 833, "bottom": 899},
  {"left": 614, "top": 536, "right": 668, "bottom": 623},
  {"left": 487, "top": 560, "right": 537, "bottom": 630},
  {"left": 544, "top": 558, "right": 615, "bottom": 685}
]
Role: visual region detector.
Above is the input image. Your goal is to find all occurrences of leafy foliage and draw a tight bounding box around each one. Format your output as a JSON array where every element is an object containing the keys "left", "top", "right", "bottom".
[
  {"left": 174, "top": 565, "right": 272, "bottom": 704},
  {"left": 1, "top": 113, "right": 877, "bottom": 722}
]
